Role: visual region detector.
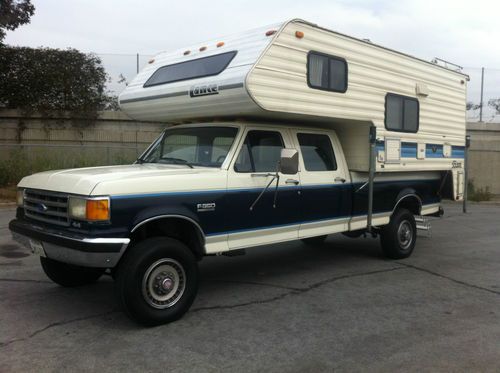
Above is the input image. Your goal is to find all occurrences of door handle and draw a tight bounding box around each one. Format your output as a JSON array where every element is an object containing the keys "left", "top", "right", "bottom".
[
  {"left": 335, "top": 177, "right": 346, "bottom": 183},
  {"left": 285, "top": 179, "right": 299, "bottom": 185}
]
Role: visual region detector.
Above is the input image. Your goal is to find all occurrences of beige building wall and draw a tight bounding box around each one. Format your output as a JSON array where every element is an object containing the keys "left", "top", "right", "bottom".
[
  {"left": 467, "top": 122, "right": 500, "bottom": 195},
  {"left": 0, "top": 109, "right": 498, "bottom": 194}
]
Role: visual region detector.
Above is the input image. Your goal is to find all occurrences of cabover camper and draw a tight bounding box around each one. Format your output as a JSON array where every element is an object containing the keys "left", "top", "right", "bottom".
[{"left": 10, "top": 19, "right": 468, "bottom": 326}]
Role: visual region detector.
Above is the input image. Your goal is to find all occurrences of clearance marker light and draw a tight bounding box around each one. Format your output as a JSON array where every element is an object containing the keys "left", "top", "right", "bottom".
[
  {"left": 265, "top": 30, "right": 277, "bottom": 36},
  {"left": 216, "top": 41, "right": 225, "bottom": 48},
  {"left": 148, "top": 58, "right": 155, "bottom": 64},
  {"left": 295, "top": 31, "right": 304, "bottom": 39},
  {"left": 199, "top": 46, "right": 207, "bottom": 52},
  {"left": 183, "top": 50, "right": 191, "bottom": 55}
]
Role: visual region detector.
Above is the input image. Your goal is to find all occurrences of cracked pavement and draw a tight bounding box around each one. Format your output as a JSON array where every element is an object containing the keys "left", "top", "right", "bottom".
[{"left": 0, "top": 202, "right": 499, "bottom": 372}]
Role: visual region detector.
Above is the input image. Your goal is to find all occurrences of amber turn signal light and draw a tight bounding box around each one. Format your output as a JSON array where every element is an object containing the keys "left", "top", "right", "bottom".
[{"left": 86, "top": 199, "right": 110, "bottom": 221}]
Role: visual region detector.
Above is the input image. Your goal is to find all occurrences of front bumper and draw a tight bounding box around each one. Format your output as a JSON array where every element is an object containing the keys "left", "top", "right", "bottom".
[{"left": 9, "top": 219, "right": 130, "bottom": 268}]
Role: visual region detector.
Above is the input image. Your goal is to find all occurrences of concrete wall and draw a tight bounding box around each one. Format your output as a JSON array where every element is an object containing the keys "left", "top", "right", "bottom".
[
  {"left": 0, "top": 109, "right": 499, "bottom": 194},
  {"left": 467, "top": 122, "right": 500, "bottom": 195},
  {"left": 0, "top": 109, "right": 168, "bottom": 165},
  {"left": 0, "top": 109, "right": 166, "bottom": 147}
]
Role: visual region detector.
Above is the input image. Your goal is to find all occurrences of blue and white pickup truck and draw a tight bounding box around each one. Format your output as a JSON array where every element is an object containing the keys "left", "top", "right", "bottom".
[{"left": 9, "top": 19, "right": 467, "bottom": 325}]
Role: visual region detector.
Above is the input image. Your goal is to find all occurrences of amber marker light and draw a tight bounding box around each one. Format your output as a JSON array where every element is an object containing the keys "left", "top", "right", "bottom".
[
  {"left": 295, "top": 31, "right": 304, "bottom": 39},
  {"left": 216, "top": 41, "right": 225, "bottom": 48},
  {"left": 199, "top": 46, "right": 207, "bottom": 52},
  {"left": 86, "top": 199, "right": 110, "bottom": 221},
  {"left": 265, "top": 30, "right": 277, "bottom": 36}
]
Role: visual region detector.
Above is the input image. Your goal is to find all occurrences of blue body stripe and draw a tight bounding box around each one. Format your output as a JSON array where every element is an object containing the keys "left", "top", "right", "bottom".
[{"left": 376, "top": 141, "right": 464, "bottom": 159}]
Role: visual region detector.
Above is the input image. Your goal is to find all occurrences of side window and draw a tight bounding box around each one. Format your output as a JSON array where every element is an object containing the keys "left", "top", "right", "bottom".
[
  {"left": 307, "top": 51, "right": 347, "bottom": 93},
  {"left": 385, "top": 94, "right": 419, "bottom": 133},
  {"left": 297, "top": 133, "right": 337, "bottom": 171},
  {"left": 234, "top": 131, "right": 284, "bottom": 172}
]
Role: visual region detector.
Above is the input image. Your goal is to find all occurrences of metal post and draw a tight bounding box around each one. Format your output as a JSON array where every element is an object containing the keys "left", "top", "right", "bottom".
[
  {"left": 479, "top": 67, "right": 484, "bottom": 122},
  {"left": 463, "top": 135, "right": 471, "bottom": 213},
  {"left": 136, "top": 53, "right": 139, "bottom": 74},
  {"left": 367, "top": 126, "right": 376, "bottom": 232}
]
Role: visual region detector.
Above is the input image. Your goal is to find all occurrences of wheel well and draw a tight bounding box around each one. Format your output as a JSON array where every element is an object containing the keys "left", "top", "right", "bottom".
[
  {"left": 393, "top": 195, "right": 422, "bottom": 216},
  {"left": 129, "top": 217, "right": 205, "bottom": 260}
]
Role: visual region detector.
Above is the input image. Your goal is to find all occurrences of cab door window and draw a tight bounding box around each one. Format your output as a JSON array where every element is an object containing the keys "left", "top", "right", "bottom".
[
  {"left": 234, "top": 130, "right": 284, "bottom": 172},
  {"left": 297, "top": 133, "right": 337, "bottom": 171}
]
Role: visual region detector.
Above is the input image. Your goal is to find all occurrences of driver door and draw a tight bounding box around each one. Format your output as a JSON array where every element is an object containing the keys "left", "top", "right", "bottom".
[{"left": 226, "top": 127, "right": 301, "bottom": 249}]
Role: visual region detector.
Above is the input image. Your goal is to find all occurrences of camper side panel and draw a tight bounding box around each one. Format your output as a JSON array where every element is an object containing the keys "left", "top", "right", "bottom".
[{"left": 246, "top": 20, "right": 467, "bottom": 172}]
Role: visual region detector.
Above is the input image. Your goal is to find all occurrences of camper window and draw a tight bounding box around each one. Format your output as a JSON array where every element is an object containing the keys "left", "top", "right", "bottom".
[
  {"left": 307, "top": 51, "right": 347, "bottom": 93},
  {"left": 385, "top": 94, "right": 419, "bottom": 133},
  {"left": 143, "top": 51, "right": 237, "bottom": 88}
]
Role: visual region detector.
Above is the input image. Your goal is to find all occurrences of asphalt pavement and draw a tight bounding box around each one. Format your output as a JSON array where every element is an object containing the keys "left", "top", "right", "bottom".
[{"left": 0, "top": 202, "right": 499, "bottom": 372}]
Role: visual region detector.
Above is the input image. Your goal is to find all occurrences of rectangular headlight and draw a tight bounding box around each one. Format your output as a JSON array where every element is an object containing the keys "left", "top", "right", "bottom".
[
  {"left": 68, "top": 197, "right": 110, "bottom": 221},
  {"left": 16, "top": 189, "right": 24, "bottom": 207}
]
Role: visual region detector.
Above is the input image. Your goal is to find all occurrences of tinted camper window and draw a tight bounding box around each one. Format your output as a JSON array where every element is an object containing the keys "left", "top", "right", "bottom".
[
  {"left": 307, "top": 52, "right": 347, "bottom": 93},
  {"left": 144, "top": 51, "right": 237, "bottom": 87},
  {"left": 385, "top": 94, "right": 419, "bottom": 133}
]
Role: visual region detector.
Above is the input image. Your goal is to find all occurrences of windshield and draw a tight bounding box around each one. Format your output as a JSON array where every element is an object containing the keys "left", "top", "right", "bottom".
[{"left": 139, "top": 126, "right": 239, "bottom": 168}]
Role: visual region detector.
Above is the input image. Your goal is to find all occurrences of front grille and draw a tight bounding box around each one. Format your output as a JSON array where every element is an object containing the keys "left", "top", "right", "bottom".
[{"left": 24, "top": 189, "right": 70, "bottom": 227}]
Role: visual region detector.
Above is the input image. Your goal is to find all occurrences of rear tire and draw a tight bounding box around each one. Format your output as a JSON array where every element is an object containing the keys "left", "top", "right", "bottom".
[
  {"left": 115, "top": 237, "right": 199, "bottom": 326},
  {"left": 301, "top": 235, "right": 328, "bottom": 246},
  {"left": 40, "top": 257, "right": 104, "bottom": 287},
  {"left": 380, "top": 208, "right": 417, "bottom": 259}
]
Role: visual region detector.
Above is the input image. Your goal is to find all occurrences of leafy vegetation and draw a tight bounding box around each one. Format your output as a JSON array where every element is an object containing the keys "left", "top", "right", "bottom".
[
  {"left": 0, "top": 46, "right": 118, "bottom": 119},
  {"left": 0, "top": 0, "right": 35, "bottom": 43}
]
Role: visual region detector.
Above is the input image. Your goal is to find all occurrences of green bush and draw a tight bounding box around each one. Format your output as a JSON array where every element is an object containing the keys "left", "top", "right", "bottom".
[{"left": 0, "top": 46, "right": 116, "bottom": 117}]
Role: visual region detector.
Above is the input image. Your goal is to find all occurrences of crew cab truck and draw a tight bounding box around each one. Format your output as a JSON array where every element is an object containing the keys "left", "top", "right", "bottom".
[{"left": 9, "top": 19, "right": 468, "bottom": 326}]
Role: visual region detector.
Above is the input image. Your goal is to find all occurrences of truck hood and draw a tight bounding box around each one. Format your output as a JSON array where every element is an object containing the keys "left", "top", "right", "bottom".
[{"left": 18, "top": 164, "right": 222, "bottom": 196}]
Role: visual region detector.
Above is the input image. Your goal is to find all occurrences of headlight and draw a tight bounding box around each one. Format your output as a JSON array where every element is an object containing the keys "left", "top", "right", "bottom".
[
  {"left": 68, "top": 197, "right": 110, "bottom": 221},
  {"left": 16, "top": 189, "right": 24, "bottom": 207}
]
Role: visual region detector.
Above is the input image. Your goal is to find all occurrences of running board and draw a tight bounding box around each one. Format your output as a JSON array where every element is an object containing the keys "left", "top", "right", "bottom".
[{"left": 415, "top": 215, "right": 431, "bottom": 237}]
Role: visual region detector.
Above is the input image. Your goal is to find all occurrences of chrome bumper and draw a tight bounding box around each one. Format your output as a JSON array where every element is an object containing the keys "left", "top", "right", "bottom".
[{"left": 10, "top": 219, "right": 130, "bottom": 268}]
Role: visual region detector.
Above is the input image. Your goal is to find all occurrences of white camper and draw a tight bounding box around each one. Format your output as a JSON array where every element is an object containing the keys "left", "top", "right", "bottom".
[{"left": 11, "top": 19, "right": 468, "bottom": 326}]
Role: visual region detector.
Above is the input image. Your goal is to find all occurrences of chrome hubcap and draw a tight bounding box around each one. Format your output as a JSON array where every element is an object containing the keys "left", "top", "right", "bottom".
[
  {"left": 142, "top": 258, "right": 186, "bottom": 309},
  {"left": 397, "top": 220, "right": 413, "bottom": 250}
]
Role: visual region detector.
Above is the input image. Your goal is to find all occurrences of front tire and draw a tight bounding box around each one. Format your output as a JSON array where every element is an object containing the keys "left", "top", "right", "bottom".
[
  {"left": 115, "top": 237, "right": 199, "bottom": 326},
  {"left": 40, "top": 257, "right": 105, "bottom": 287},
  {"left": 380, "top": 208, "right": 417, "bottom": 259}
]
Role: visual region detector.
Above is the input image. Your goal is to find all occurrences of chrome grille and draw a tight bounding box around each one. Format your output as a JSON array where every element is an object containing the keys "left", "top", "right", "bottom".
[{"left": 24, "top": 189, "right": 70, "bottom": 227}]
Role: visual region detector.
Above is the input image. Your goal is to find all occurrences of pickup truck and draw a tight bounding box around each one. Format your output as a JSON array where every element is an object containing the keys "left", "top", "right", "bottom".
[{"left": 10, "top": 122, "right": 442, "bottom": 325}]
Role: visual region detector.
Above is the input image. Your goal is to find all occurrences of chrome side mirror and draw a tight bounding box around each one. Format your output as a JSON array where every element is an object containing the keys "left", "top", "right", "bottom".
[{"left": 279, "top": 148, "right": 299, "bottom": 175}]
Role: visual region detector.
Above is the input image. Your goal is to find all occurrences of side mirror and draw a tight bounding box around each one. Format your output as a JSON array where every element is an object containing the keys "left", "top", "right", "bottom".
[{"left": 279, "top": 148, "right": 299, "bottom": 175}]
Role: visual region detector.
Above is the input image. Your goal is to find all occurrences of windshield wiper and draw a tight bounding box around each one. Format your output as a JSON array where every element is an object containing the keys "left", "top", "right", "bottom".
[{"left": 158, "top": 157, "right": 194, "bottom": 168}]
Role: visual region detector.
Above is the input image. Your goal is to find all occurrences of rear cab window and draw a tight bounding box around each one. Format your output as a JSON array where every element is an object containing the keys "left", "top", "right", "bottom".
[{"left": 297, "top": 133, "right": 337, "bottom": 171}]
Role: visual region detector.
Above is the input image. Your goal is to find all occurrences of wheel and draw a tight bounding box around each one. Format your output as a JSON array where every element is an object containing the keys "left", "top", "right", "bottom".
[
  {"left": 40, "top": 257, "right": 105, "bottom": 287},
  {"left": 301, "top": 235, "right": 328, "bottom": 246},
  {"left": 115, "top": 237, "right": 199, "bottom": 326},
  {"left": 380, "top": 208, "right": 417, "bottom": 259}
]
